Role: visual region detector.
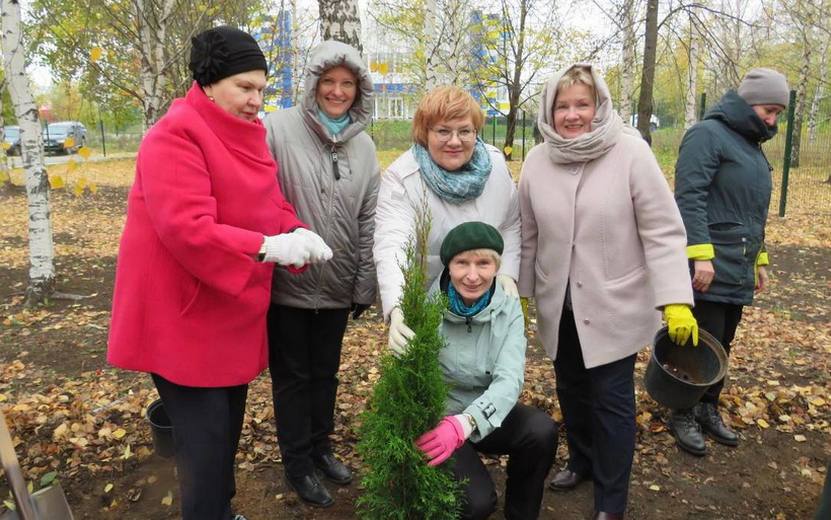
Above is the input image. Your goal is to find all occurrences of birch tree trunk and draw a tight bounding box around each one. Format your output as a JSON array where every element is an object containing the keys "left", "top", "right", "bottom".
[
  {"left": 1, "top": 0, "right": 56, "bottom": 305},
  {"left": 423, "top": 0, "right": 438, "bottom": 90},
  {"left": 807, "top": 35, "right": 829, "bottom": 142},
  {"left": 619, "top": 0, "right": 637, "bottom": 122},
  {"left": 0, "top": 80, "right": 9, "bottom": 189},
  {"left": 137, "top": 0, "right": 175, "bottom": 130},
  {"left": 790, "top": 25, "right": 811, "bottom": 168},
  {"left": 318, "top": 0, "right": 363, "bottom": 53},
  {"left": 684, "top": 14, "right": 699, "bottom": 129}
]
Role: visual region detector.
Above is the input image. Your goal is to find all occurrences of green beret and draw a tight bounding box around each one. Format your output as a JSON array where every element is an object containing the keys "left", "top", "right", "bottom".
[{"left": 440, "top": 221, "right": 504, "bottom": 266}]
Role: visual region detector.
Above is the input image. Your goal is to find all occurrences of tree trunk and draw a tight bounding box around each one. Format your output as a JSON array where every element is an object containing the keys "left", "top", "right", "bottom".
[
  {"left": 807, "top": 36, "right": 829, "bottom": 142},
  {"left": 137, "top": 0, "right": 174, "bottom": 130},
  {"left": 619, "top": 0, "right": 637, "bottom": 122},
  {"left": 0, "top": 81, "right": 10, "bottom": 189},
  {"left": 636, "top": 0, "right": 658, "bottom": 144},
  {"left": 1, "top": 0, "right": 56, "bottom": 305},
  {"left": 684, "top": 14, "right": 698, "bottom": 129},
  {"left": 318, "top": 0, "right": 363, "bottom": 53},
  {"left": 501, "top": 0, "right": 527, "bottom": 161},
  {"left": 423, "top": 0, "right": 438, "bottom": 90},
  {"left": 791, "top": 29, "right": 811, "bottom": 169}
]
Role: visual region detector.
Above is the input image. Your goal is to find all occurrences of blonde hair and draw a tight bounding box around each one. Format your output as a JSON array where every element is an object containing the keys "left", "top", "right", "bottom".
[
  {"left": 555, "top": 65, "right": 597, "bottom": 105},
  {"left": 412, "top": 86, "right": 485, "bottom": 147},
  {"left": 451, "top": 248, "right": 502, "bottom": 270}
]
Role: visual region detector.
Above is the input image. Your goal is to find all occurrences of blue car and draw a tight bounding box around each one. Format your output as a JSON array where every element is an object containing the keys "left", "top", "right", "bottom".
[
  {"left": 42, "top": 121, "right": 86, "bottom": 155},
  {"left": 3, "top": 125, "right": 21, "bottom": 156}
]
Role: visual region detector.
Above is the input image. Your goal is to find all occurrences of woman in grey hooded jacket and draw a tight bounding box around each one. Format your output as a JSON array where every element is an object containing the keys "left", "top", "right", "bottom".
[{"left": 263, "top": 40, "right": 380, "bottom": 508}]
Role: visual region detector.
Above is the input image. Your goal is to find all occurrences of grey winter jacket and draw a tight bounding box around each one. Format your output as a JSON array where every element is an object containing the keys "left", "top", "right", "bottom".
[
  {"left": 674, "top": 90, "right": 775, "bottom": 305},
  {"left": 431, "top": 274, "right": 527, "bottom": 442},
  {"left": 264, "top": 41, "right": 380, "bottom": 309}
]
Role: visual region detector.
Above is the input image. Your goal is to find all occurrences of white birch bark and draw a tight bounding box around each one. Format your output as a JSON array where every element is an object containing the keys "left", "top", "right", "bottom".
[
  {"left": 807, "top": 35, "right": 829, "bottom": 142},
  {"left": 619, "top": 0, "right": 637, "bottom": 122},
  {"left": 318, "top": 0, "right": 363, "bottom": 53},
  {"left": 423, "top": 0, "right": 438, "bottom": 90},
  {"left": 1, "top": 0, "right": 56, "bottom": 305},
  {"left": 137, "top": 0, "right": 174, "bottom": 130}
]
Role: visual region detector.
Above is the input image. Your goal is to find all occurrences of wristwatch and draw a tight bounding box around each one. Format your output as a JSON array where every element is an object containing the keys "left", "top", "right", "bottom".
[{"left": 463, "top": 413, "right": 477, "bottom": 432}]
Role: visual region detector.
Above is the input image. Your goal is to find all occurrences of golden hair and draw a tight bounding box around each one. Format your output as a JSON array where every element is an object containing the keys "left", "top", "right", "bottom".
[
  {"left": 555, "top": 65, "right": 597, "bottom": 104},
  {"left": 411, "top": 86, "right": 485, "bottom": 147}
]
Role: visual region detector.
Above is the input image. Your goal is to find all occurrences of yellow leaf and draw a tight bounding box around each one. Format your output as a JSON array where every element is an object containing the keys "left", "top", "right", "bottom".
[
  {"left": 122, "top": 444, "right": 132, "bottom": 459},
  {"left": 810, "top": 397, "right": 826, "bottom": 407},
  {"left": 112, "top": 428, "right": 127, "bottom": 440},
  {"left": 264, "top": 105, "right": 276, "bottom": 113},
  {"left": 161, "top": 491, "right": 173, "bottom": 506},
  {"left": 88, "top": 182, "right": 98, "bottom": 194},
  {"left": 78, "top": 146, "right": 91, "bottom": 159},
  {"left": 1, "top": 142, "right": 10, "bottom": 150},
  {"left": 90, "top": 47, "right": 103, "bottom": 62},
  {"left": 50, "top": 175, "right": 65, "bottom": 190},
  {"left": 63, "top": 137, "right": 75, "bottom": 149},
  {"left": 104, "top": 483, "right": 113, "bottom": 493},
  {"left": 757, "top": 418, "right": 770, "bottom": 429},
  {"left": 648, "top": 484, "right": 661, "bottom": 491},
  {"left": 73, "top": 183, "right": 85, "bottom": 197},
  {"left": 3, "top": 499, "right": 15, "bottom": 510},
  {"left": 503, "top": 146, "right": 513, "bottom": 156}
]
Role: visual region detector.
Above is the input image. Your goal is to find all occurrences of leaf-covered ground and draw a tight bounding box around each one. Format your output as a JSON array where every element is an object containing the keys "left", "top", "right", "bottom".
[{"left": 0, "top": 158, "right": 829, "bottom": 519}]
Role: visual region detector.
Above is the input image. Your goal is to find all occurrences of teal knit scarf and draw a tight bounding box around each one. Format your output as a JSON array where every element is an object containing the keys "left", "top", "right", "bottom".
[
  {"left": 448, "top": 283, "right": 492, "bottom": 317},
  {"left": 317, "top": 108, "right": 351, "bottom": 137},
  {"left": 412, "top": 138, "right": 492, "bottom": 204}
]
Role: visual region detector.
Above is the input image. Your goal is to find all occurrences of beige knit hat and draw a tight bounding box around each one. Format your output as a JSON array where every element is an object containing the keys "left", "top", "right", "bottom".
[{"left": 737, "top": 68, "right": 789, "bottom": 108}]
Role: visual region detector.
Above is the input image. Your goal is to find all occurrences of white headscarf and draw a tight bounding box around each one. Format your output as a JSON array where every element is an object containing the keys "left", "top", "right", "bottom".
[{"left": 537, "top": 63, "right": 627, "bottom": 165}]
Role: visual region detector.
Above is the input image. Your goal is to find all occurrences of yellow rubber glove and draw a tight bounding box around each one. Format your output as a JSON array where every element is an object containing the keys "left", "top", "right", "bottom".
[{"left": 663, "top": 304, "right": 699, "bottom": 347}]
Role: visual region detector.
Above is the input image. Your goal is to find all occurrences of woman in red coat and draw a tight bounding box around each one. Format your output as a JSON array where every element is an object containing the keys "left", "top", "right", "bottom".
[{"left": 108, "top": 26, "right": 332, "bottom": 520}]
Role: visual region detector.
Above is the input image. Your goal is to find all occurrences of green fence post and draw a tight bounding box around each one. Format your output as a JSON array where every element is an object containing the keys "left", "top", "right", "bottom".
[
  {"left": 698, "top": 92, "right": 706, "bottom": 121},
  {"left": 492, "top": 116, "right": 496, "bottom": 145},
  {"left": 779, "top": 89, "right": 797, "bottom": 218}
]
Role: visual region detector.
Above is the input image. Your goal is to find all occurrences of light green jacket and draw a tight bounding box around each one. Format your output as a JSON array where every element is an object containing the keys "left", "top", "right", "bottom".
[{"left": 433, "top": 278, "right": 527, "bottom": 442}]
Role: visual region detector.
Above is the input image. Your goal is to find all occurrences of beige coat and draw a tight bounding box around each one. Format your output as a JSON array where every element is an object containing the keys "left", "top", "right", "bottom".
[{"left": 518, "top": 66, "right": 692, "bottom": 368}]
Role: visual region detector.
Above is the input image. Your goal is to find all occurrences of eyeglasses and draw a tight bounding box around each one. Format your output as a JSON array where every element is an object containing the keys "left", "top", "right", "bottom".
[{"left": 430, "top": 127, "right": 477, "bottom": 143}]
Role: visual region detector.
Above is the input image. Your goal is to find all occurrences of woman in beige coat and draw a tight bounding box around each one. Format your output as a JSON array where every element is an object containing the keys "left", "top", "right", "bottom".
[{"left": 518, "top": 64, "right": 696, "bottom": 519}]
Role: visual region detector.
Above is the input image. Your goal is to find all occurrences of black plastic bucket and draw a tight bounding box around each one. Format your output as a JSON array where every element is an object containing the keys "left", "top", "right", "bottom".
[
  {"left": 644, "top": 327, "right": 728, "bottom": 409},
  {"left": 147, "top": 399, "right": 175, "bottom": 458}
]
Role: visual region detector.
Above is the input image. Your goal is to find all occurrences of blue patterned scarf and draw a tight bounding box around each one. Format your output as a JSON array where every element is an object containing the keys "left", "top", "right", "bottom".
[
  {"left": 412, "top": 138, "right": 492, "bottom": 204},
  {"left": 448, "top": 283, "right": 492, "bottom": 317}
]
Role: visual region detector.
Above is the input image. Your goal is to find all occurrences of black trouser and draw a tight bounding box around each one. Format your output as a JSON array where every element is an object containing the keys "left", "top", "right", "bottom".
[
  {"left": 267, "top": 304, "right": 350, "bottom": 477},
  {"left": 692, "top": 299, "right": 743, "bottom": 405},
  {"left": 451, "top": 404, "right": 557, "bottom": 520},
  {"left": 554, "top": 309, "right": 637, "bottom": 515},
  {"left": 151, "top": 373, "right": 247, "bottom": 520}
]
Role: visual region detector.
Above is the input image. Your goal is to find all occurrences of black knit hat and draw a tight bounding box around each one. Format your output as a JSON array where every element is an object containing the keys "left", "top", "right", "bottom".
[
  {"left": 189, "top": 26, "right": 268, "bottom": 86},
  {"left": 440, "top": 222, "right": 504, "bottom": 266}
]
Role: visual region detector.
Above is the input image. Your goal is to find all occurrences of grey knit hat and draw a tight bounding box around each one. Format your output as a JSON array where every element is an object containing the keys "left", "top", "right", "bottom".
[{"left": 737, "top": 68, "right": 789, "bottom": 108}]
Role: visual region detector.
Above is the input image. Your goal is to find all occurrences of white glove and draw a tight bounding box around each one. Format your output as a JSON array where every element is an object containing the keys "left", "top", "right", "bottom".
[
  {"left": 293, "top": 228, "right": 333, "bottom": 264},
  {"left": 262, "top": 233, "right": 311, "bottom": 267},
  {"left": 497, "top": 274, "right": 519, "bottom": 298},
  {"left": 388, "top": 307, "right": 415, "bottom": 357}
]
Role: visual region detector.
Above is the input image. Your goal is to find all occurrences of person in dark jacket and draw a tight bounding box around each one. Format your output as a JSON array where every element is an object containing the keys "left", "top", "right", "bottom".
[
  {"left": 262, "top": 41, "right": 379, "bottom": 508},
  {"left": 670, "top": 67, "right": 789, "bottom": 456}
]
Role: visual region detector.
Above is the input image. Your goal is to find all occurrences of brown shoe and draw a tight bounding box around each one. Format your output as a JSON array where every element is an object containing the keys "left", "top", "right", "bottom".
[{"left": 548, "top": 468, "right": 587, "bottom": 491}]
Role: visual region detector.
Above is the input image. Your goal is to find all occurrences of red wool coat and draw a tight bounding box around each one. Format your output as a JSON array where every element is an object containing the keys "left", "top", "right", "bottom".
[{"left": 108, "top": 83, "right": 305, "bottom": 387}]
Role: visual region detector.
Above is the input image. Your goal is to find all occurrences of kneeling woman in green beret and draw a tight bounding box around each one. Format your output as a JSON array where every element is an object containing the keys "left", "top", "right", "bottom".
[{"left": 414, "top": 221, "right": 557, "bottom": 520}]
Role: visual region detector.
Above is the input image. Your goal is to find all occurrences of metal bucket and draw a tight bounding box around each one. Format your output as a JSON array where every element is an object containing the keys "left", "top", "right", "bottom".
[
  {"left": 644, "top": 327, "right": 728, "bottom": 409},
  {"left": 147, "top": 399, "right": 175, "bottom": 458}
]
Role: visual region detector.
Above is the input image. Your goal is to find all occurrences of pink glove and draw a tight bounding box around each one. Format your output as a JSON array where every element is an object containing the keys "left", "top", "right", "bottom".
[{"left": 415, "top": 416, "right": 466, "bottom": 467}]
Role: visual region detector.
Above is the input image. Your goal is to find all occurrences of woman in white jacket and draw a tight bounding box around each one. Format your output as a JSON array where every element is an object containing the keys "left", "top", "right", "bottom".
[{"left": 374, "top": 86, "right": 521, "bottom": 354}]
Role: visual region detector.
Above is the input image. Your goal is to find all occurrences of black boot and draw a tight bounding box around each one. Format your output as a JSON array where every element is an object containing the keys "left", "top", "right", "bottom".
[
  {"left": 285, "top": 472, "right": 334, "bottom": 508},
  {"left": 313, "top": 451, "right": 353, "bottom": 485},
  {"left": 695, "top": 402, "right": 738, "bottom": 446},
  {"left": 669, "top": 408, "right": 706, "bottom": 456}
]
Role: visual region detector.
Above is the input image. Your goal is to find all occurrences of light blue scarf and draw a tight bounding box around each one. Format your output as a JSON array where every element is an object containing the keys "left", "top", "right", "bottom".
[
  {"left": 413, "top": 138, "right": 492, "bottom": 204},
  {"left": 318, "top": 108, "right": 351, "bottom": 137},
  {"left": 448, "top": 283, "right": 492, "bottom": 317}
]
